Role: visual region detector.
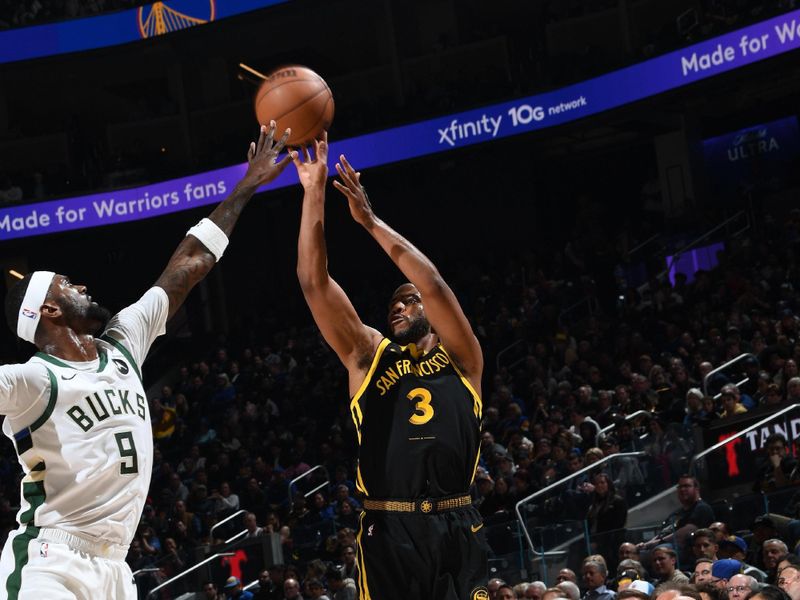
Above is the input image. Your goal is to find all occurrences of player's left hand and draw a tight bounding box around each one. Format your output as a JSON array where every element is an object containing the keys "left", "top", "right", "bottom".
[
  {"left": 243, "top": 121, "right": 295, "bottom": 186},
  {"left": 333, "top": 154, "right": 375, "bottom": 227}
]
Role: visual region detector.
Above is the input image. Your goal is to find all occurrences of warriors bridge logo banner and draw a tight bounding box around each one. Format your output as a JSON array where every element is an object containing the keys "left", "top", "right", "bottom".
[
  {"left": 0, "top": 0, "right": 288, "bottom": 64},
  {"left": 138, "top": 1, "right": 215, "bottom": 39},
  {"left": 2, "top": 10, "right": 800, "bottom": 240}
]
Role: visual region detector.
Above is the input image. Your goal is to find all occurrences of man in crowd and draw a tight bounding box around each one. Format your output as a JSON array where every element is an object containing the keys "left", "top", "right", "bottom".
[
  {"left": 710, "top": 559, "right": 743, "bottom": 592},
  {"left": 753, "top": 434, "right": 798, "bottom": 493},
  {"left": 283, "top": 578, "right": 303, "bottom": 600},
  {"left": 224, "top": 576, "right": 254, "bottom": 600},
  {"left": 693, "top": 558, "right": 714, "bottom": 585},
  {"left": 778, "top": 560, "right": 800, "bottom": 600},
  {"left": 726, "top": 574, "right": 759, "bottom": 600},
  {"left": 762, "top": 539, "right": 789, "bottom": 577},
  {"left": 651, "top": 546, "right": 689, "bottom": 585},
  {"left": 691, "top": 529, "right": 719, "bottom": 561},
  {"left": 582, "top": 560, "right": 616, "bottom": 600},
  {"left": 640, "top": 475, "right": 715, "bottom": 564},
  {"left": 557, "top": 569, "right": 578, "bottom": 584}
]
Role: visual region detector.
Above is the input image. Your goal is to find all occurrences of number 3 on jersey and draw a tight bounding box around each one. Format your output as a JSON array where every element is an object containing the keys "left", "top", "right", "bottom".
[
  {"left": 115, "top": 431, "right": 139, "bottom": 474},
  {"left": 407, "top": 387, "right": 434, "bottom": 425}
]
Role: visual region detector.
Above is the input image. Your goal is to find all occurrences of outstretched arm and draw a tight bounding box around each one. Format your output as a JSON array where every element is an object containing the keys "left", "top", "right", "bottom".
[
  {"left": 294, "top": 134, "right": 380, "bottom": 374},
  {"left": 155, "top": 123, "right": 293, "bottom": 320},
  {"left": 333, "top": 155, "right": 483, "bottom": 389}
]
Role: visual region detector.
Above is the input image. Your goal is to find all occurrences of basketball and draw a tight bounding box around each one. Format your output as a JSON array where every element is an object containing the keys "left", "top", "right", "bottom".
[{"left": 254, "top": 65, "right": 334, "bottom": 146}]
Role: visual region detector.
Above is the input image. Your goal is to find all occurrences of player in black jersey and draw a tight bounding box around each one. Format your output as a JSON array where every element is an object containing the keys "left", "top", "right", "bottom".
[{"left": 292, "top": 134, "right": 489, "bottom": 600}]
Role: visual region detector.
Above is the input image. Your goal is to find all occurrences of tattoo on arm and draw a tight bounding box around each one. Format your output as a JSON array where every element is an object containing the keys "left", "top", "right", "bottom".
[{"left": 154, "top": 239, "right": 216, "bottom": 319}]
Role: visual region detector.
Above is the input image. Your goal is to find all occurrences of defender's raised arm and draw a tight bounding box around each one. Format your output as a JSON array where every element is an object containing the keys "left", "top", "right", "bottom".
[{"left": 155, "top": 122, "right": 293, "bottom": 320}]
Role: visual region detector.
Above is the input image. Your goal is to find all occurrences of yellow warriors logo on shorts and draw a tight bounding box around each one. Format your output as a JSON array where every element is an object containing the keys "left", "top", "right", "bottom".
[
  {"left": 470, "top": 587, "right": 490, "bottom": 600},
  {"left": 420, "top": 500, "right": 433, "bottom": 513}
]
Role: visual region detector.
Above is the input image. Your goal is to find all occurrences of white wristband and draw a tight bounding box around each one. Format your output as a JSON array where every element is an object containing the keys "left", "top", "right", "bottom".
[{"left": 186, "top": 218, "right": 229, "bottom": 262}]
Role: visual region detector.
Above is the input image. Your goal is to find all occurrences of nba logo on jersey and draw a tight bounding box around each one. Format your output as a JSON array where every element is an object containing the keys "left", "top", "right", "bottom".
[
  {"left": 367, "top": 524, "right": 375, "bottom": 536},
  {"left": 39, "top": 542, "right": 48, "bottom": 558},
  {"left": 21, "top": 308, "right": 36, "bottom": 319}
]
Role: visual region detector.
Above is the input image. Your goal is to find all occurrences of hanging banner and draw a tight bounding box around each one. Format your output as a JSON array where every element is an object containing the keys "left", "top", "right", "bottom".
[
  {"left": 2, "top": 9, "right": 800, "bottom": 240},
  {"left": 0, "top": 0, "right": 288, "bottom": 64}
]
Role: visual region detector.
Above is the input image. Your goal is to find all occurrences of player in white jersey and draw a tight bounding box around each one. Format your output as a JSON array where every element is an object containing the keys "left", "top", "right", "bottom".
[{"left": 0, "top": 123, "right": 295, "bottom": 600}]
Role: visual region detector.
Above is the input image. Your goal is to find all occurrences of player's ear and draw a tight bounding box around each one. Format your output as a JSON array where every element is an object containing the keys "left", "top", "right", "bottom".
[{"left": 40, "top": 301, "right": 62, "bottom": 320}]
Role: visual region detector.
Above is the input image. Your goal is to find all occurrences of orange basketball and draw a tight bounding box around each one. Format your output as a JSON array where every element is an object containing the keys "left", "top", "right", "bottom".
[{"left": 254, "top": 65, "right": 334, "bottom": 146}]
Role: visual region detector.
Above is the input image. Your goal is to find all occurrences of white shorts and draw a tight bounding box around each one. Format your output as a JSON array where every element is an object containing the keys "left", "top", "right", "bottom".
[{"left": 0, "top": 527, "right": 136, "bottom": 600}]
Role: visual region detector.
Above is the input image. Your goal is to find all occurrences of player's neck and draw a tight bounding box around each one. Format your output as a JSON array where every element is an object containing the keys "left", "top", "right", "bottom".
[
  {"left": 411, "top": 332, "right": 439, "bottom": 353},
  {"left": 39, "top": 328, "right": 99, "bottom": 362}
]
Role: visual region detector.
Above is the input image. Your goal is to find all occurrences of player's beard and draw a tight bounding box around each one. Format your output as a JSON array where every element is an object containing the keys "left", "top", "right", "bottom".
[
  {"left": 62, "top": 300, "right": 112, "bottom": 336},
  {"left": 391, "top": 315, "right": 431, "bottom": 345}
]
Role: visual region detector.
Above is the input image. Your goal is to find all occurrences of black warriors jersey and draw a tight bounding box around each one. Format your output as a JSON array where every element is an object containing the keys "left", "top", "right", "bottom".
[{"left": 349, "top": 339, "right": 482, "bottom": 499}]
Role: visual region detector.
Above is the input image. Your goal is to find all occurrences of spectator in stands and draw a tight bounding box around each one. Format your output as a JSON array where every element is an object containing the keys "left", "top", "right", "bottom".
[
  {"left": 582, "top": 559, "right": 616, "bottom": 600},
  {"left": 749, "top": 518, "right": 781, "bottom": 570},
  {"left": 515, "top": 583, "right": 533, "bottom": 599},
  {"left": 283, "top": 578, "right": 303, "bottom": 600},
  {"left": 243, "top": 512, "right": 265, "bottom": 538},
  {"left": 587, "top": 472, "right": 628, "bottom": 567},
  {"left": 692, "top": 529, "right": 720, "bottom": 560},
  {"left": 617, "top": 581, "right": 654, "bottom": 600},
  {"left": 641, "top": 475, "right": 715, "bottom": 563},
  {"left": 727, "top": 574, "right": 759, "bottom": 600},
  {"left": 497, "top": 584, "right": 516, "bottom": 600},
  {"left": 651, "top": 581, "right": 700, "bottom": 600},
  {"left": 559, "top": 582, "right": 582, "bottom": 600},
  {"left": 710, "top": 523, "right": 731, "bottom": 543},
  {"left": 719, "top": 385, "right": 748, "bottom": 418},
  {"left": 557, "top": 569, "right": 579, "bottom": 584},
  {"left": 778, "top": 558, "right": 800, "bottom": 600},
  {"left": 787, "top": 378, "right": 800, "bottom": 404},
  {"left": 203, "top": 581, "right": 224, "bottom": 600},
  {"left": 764, "top": 540, "right": 790, "bottom": 577},
  {"left": 543, "top": 587, "right": 571, "bottom": 600},
  {"left": 720, "top": 538, "right": 767, "bottom": 582},
  {"left": 650, "top": 546, "right": 689, "bottom": 585},
  {"left": 527, "top": 582, "right": 547, "bottom": 600},
  {"left": 617, "top": 560, "right": 648, "bottom": 588},
  {"left": 305, "top": 578, "right": 329, "bottom": 600},
  {"left": 693, "top": 558, "right": 714, "bottom": 584},
  {"left": 695, "top": 583, "right": 727, "bottom": 600},
  {"left": 488, "top": 578, "right": 507, "bottom": 599},
  {"left": 480, "top": 475, "right": 515, "bottom": 517},
  {"left": 225, "top": 576, "right": 254, "bottom": 600},
  {"left": 325, "top": 568, "right": 356, "bottom": 600},
  {"left": 338, "top": 545, "right": 358, "bottom": 582},
  {"left": 620, "top": 543, "right": 641, "bottom": 563},
  {"left": 252, "top": 570, "right": 275, "bottom": 600},
  {"left": 748, "top": 586, "right": 792, "bottom": 600},
  {"left": 711, "top": 559, "right": 744, "bottom": 591},
  {"left": 211, "top": 481, "right": 240, "bottom": 517},
  {"left": 754, "top": 434, "right": 798, "bottom": 493},
  {"left": 601, "top": 435, "right": 645, "bottom": 499}
]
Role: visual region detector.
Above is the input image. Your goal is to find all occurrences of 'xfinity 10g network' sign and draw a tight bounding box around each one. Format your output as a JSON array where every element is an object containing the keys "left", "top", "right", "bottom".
[{"left": 2, "top": 9, "right": 800, "bottom": 241}]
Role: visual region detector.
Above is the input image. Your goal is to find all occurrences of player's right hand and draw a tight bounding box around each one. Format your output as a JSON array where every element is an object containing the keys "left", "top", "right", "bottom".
[{"left": 292, "top": 130, "right": 329, "bottom": 190}]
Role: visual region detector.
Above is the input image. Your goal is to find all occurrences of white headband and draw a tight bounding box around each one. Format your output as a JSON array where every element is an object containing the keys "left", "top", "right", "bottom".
[{"left": 17, "top": 271, "right": 55, "bottom": 344}]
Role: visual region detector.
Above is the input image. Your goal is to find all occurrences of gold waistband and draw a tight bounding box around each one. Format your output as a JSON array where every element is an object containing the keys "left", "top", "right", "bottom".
[{"left": 362, "top": 494, "right": 472, "bottom": 514}]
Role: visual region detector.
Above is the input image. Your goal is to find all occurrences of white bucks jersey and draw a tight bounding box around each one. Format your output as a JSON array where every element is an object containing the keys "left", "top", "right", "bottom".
[{"left": 0, "top": 287, "right": 168, "bottom": 547}]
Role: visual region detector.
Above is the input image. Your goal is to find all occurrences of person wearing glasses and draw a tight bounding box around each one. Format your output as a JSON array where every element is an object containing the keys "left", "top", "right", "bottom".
[
  {"left": 709, "top": 559, "right": 743, "bottom": 591},
  {"left": 726, "top": 574, "right": 760, "bottom": 600}
]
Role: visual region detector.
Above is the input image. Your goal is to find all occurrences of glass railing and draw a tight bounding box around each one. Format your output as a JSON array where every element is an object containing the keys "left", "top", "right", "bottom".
[{"left": 514, "top": 451, "right": 681, "bottom": 583}]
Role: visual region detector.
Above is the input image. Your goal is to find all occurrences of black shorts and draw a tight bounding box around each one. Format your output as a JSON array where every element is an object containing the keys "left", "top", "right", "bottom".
[{"left": 355, "top": 505, "right": 489, "bottom": 600}]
